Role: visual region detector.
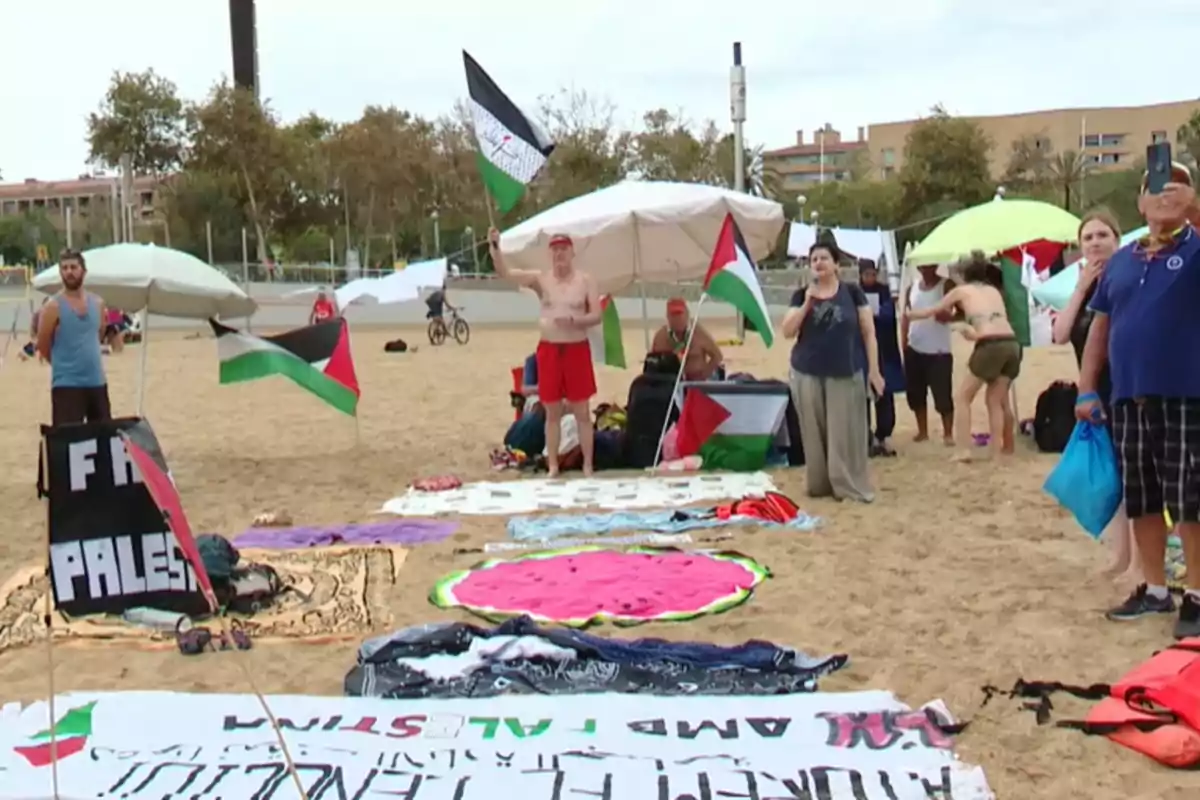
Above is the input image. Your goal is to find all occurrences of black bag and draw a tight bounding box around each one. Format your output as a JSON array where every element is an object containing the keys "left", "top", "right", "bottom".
[
  {"left": 623, "top": 374, "right": 679, "bottom": 468},
  {"left": 643, "top": 352, "right": 681, "bottom": 376},
  {"left": 384, "top": 338, "right": 408, "bottom": 353},
  {"left": 1034, "top": 380, "right": 1078, "bottom": 453}
]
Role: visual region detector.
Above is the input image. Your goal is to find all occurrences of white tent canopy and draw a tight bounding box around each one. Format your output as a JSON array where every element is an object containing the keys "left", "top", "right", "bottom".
[
  {"left": 33, "top": 243, "right": 258, "bottom": 415},
  {"left": 499, "top": 180, "right": 784, "bottom": 294},
  {"left": 283, "top": 258, "right": 449, "bottom": 309},
  {"left": 33, "top": 243, "right": 256, "bottom": 319}
]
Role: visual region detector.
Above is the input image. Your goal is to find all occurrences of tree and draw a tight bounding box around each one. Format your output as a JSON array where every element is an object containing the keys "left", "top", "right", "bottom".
[
  {"left": 532, "top": 89, "right": 632, "bottom": 211},
  {"left": 898, "top": 105, "right": 993, "bottom": 221},
  {"left": 0, "top": 210, "right": 63, "bottom": 266},
  {"left": 86, "top": 69, "right": 186, "bottom": 243},
  {"left": 1003, "top": 134, "right": 1089, "bottom": 209},
  {"left": 185, "top": 82, "right": 299, "bottom": 262},
  {"left": 87, "top": 69, "right": 185, "bottom": 176},
  {"left": 627, "top": 109, "right": 722, "bottom": 183},
  {"left": 1178, "top": 110, "right": 1200, "bottom": 170}
]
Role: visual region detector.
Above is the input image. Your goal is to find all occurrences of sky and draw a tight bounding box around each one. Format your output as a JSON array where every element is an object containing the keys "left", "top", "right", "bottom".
[{"left": 3, "top": 0, "right": 1199, "bottom": 181}]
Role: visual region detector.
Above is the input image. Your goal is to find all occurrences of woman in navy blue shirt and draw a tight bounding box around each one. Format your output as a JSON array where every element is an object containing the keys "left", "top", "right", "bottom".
[{"left": 781, "top": 242, "right": 885, "bottom": 502}]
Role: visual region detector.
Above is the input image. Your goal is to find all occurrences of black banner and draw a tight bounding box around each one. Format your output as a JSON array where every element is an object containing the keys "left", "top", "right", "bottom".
[{"left": 41, "top": 418, "right": 208, "bottom": 617}]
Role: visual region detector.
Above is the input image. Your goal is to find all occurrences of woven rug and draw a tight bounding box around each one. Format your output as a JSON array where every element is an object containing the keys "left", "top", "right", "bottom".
[{"left": 0, "top": 545, "right": 406, "bottom": 650}]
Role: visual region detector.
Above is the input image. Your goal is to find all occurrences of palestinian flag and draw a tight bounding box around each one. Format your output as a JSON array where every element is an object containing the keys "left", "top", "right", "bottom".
[
  {"left": 464, "top": 51, "right": 555, "bottom": 214},
  {"left": 210, "top": 318, "right": 360, "bottom": 416},
  {"left": 587, "top": 295, "right": 626, "bottom": 368},
  {"left": 703, "top": 214, "right": 774, "bottom": 347},
  {"left": 999, "top": 241, "right": 1065, "bottom": 347},
  {"left": 120, "top": 422, "right": 217, "bottom": 612},
  {"left": 677, "top": 383, "right": 789, "bottom": 471},
  {"left": 13, "top": 701, "right": 95, "bottom": 766}
]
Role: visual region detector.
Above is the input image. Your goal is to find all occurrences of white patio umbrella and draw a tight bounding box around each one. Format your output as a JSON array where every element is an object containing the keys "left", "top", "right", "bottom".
[
  {"left": 499, "top": 181, "right": 784, "bottom": 346},
  {"left": 33, "top": 243, "right": 258, "bottom": 415}
]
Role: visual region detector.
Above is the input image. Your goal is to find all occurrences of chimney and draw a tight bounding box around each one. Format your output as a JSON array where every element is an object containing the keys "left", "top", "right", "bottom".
[
  {"left": 857, "top": 126, "right": 865, "bottom": 142},
  {"left": 796, "top": 129, "right": 804, "bottom": 145}
]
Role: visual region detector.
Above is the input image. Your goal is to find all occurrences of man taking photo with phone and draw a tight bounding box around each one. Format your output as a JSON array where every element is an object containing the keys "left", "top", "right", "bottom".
[{"left": 1076, "top": 158, "right": 1200, "bottom": 637}]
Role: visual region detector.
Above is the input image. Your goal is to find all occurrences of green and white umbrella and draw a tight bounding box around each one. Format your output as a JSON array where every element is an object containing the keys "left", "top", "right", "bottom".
[{"left": 907, "top": 198, "right": 1081, "bottom": 267}]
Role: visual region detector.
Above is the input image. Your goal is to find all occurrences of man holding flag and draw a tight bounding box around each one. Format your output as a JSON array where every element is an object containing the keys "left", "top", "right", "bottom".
[{"left": 490, "top": 227, "right": 601, "bottom": 477}]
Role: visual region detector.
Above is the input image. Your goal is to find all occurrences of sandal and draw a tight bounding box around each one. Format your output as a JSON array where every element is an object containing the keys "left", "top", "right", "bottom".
[
  {"left": 228, "top": 619, "right": 253, "bottom": 651},
  {"left": 175, "top": 619, "right": 213, "bottom": 656}
]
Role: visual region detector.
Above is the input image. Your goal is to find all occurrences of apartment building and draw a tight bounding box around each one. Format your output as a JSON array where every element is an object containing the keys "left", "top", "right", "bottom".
[
  {"left": 0, "top": 174, "right": 161, "bottom": 228},
  {"left": 866, "top": 98, "right": 1200, "bottom": 180},
  {"left": 762, "top": 124, "right": 869, "bottom": 192}
]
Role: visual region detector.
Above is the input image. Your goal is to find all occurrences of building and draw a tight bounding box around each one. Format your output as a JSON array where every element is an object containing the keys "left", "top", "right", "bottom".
[
  {"left": 762, "top": 124, "right": 869, "bottom": 193},
  {"left": 0, "top": 174, "right": 161, "bottom": 229},
  {"left": 865, "top": 98, "right": 1200, "bottom": 181}
]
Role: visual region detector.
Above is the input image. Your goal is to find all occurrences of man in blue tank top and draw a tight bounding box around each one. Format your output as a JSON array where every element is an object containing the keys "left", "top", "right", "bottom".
[{"left": 35, "top": 250, "right": 112, "bottom": 425}]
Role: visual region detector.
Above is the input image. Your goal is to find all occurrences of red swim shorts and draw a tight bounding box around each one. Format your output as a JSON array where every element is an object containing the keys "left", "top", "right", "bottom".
[{"left": 536, "top": 339, "right": 596, "bottom": 404}]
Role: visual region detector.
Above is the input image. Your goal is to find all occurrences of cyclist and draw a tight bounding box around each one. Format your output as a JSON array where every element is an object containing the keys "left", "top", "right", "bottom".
[{"left": 425, "top": 281, "right": 457, "bottom": 322}]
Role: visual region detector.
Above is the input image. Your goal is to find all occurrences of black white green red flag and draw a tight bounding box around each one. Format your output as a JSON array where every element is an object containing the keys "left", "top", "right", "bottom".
[
  {"left": 209, "top": 318, "right": 360, "bottom": 416},
  {"left": 463, "top": 50, "right": 555, "bottom": 214},
  {"left": 703, "top": 214, "right": 774, "bottom": 347}
]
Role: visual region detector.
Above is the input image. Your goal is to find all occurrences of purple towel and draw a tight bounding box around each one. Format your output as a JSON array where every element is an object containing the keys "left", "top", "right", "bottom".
[{"left": 233, "top": 519, "right": 458, "bottom": 549}]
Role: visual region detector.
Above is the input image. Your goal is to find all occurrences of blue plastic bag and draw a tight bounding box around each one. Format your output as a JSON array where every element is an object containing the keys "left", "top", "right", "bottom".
[{"left": 1043, "top": 420, "right": 1122, "bottom": 538}]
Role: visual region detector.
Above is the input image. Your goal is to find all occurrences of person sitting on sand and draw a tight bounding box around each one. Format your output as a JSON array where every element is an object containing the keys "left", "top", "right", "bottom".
[
  {"left": 651, "top": 297, "right": 724, "bottom": 380},
  {"left": 102, "top": 306, "right": 127, "bottom": 353},
  {"left": 905, "top": 251, "right": 1021, "bottom": 461}
]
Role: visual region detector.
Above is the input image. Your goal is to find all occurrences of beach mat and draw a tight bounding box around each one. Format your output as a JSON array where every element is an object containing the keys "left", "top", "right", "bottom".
[
  {"left": 381, "top": 472, "right": 778, "bottom": 516},
  {"left": 0, "top": 545, "right": 407, "bottom": 650},
  {"left": 234, "top": 518, "right": 456, "bottom": 549}
]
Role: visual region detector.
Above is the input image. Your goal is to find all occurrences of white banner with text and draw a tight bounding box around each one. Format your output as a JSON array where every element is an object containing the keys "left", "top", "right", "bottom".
[{"left": 0, "top": 690, "right": 993, "bottom": 799}]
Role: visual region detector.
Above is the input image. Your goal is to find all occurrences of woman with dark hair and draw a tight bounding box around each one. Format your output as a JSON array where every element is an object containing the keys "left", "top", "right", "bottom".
[
  {"left": 906, "top": 251, "right": 1020, "bottom": 461},
  {"left": 781, "top": 241, "right": 885, "bottom": 502}
]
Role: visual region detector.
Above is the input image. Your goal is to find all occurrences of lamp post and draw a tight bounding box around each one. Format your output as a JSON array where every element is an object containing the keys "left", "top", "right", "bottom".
[{"left": 431, "top": 209, "right": 441, "bottom": 256}]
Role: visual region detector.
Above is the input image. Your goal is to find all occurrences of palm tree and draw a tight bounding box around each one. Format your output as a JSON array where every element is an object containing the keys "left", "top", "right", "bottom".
[{"left": 1046, "top": 149, "right": 1090, "bottom": 210}]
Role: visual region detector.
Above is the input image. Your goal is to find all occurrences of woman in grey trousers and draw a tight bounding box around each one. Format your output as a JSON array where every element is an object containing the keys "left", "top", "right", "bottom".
[{"left": 781, "top": 241, "right": 885, "bottom": 502}]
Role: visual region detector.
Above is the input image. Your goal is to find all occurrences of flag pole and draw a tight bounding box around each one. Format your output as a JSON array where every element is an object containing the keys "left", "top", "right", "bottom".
[
  {"left": 40, "top": 436, "right": 61, "bottom": 800},
  {"left": 649, "top": 294, "right": 709, "bottom": 471}
]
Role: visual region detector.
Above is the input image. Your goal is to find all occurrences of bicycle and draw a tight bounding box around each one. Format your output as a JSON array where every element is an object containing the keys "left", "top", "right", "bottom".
[{"left": 427, "top": 307, "right": 470, "bottom": 346}]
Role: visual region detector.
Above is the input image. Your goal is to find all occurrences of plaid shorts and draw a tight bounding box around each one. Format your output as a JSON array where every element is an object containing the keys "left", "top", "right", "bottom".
[{"left": 1111, "top": 398, "right": 1200, "bottom": 522}]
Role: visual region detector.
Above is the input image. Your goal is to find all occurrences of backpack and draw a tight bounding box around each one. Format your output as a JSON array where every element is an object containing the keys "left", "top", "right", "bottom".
[
  {"left": 504, "top": 405, "right": 546, "bottom": 455},
  {"left": 1034, "top": 380, "right": 1078, "bottom": 453}
]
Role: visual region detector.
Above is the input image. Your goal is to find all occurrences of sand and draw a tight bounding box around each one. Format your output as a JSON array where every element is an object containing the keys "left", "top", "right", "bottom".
[{"left": 0, "top": 320, "right": 1197, "bottom": 800}]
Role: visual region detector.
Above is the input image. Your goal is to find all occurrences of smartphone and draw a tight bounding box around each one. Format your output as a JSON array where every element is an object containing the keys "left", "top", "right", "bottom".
[{"left": 1146, "top": 141, "right": 1173, "bottom": 195}]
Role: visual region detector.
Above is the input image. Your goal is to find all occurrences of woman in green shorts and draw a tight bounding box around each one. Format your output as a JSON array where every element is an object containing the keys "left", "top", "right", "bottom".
[{"left": 906, "top": 251, "right": 1021, "bottom": 461}]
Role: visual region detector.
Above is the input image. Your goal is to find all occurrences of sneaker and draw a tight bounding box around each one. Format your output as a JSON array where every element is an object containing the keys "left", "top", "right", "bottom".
[
  {"left": 1106, "top": 584, "right": 1175, "bottom": 621},
  {"left": 1174, "top": 593, "right": 1200, "bottom": 639}
]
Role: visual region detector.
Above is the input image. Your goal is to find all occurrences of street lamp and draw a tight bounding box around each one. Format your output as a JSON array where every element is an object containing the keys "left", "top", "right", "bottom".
[{"left": 430, "top": 209, "right": 441, "bottom": 256}]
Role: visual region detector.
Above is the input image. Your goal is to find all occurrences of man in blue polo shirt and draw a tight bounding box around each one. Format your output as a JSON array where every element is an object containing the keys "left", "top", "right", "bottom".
[{"left": 1077, "top": 162, "right": 1200, "bottom": 638}]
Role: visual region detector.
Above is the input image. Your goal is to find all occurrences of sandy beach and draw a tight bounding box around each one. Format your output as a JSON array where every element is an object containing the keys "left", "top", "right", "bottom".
[{"left": 0, "top": 310, "right": 1196, "bottom": 800}]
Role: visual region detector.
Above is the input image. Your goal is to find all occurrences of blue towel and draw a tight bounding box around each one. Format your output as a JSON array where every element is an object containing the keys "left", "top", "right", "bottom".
[{"left": 508, "top": 508, "right": 821, "bottom": 542}]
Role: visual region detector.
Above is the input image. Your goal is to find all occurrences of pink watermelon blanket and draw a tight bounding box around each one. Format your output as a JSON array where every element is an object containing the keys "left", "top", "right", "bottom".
[{"left": 430, "top": 546, "right": 770, "bottom": 627}]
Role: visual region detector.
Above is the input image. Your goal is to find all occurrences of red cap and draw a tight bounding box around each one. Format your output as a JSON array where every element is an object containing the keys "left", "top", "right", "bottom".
[
  {"left": 548, "top": 233, "right": 573, "bottom": 248},
  {"left": 666, "top": 297, "right": 688, "bottom": 314}
]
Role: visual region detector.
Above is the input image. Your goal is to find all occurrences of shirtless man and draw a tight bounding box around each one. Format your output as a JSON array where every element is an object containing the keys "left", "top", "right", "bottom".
[
  {"left": 651, "top": 297, "right": 723, "bottom": 380},
  {"left": 489, "top": 228, "right": 602, "bottom": 476},
  {"left": 905, "top": 251, "right": 1020, "bottom": 461}
]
